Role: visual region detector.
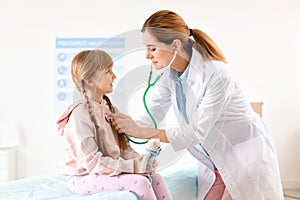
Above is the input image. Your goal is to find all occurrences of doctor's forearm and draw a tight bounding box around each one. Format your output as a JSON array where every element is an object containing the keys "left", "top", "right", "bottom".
[{"left": 142, "top": 127, "right": 169, "bottom": 143}]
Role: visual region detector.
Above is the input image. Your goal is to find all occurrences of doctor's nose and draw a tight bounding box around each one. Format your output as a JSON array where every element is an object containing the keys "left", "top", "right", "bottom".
[{"left": 145, "top": 49, "right": 153, "bottom": 59}]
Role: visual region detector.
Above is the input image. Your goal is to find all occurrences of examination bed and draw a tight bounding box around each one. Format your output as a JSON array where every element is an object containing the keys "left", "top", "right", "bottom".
[{"left": 0, "top": 154, "right": 198, "bottom": 200}]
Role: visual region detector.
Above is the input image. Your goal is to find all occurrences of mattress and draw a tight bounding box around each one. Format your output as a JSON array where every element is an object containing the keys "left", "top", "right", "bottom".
[{"left": 0, "top": 167, "right": 198, "bottom": 200}]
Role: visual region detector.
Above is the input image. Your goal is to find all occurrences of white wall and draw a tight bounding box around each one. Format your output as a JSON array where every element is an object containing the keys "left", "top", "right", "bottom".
[{"left": 0, "top": 0, "right": 299, "bottom": 188}]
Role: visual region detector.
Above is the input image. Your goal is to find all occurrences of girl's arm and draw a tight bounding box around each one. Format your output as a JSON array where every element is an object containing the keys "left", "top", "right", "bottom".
[{"left": 66, "top": 111, "right": 152, "bottom": 176}]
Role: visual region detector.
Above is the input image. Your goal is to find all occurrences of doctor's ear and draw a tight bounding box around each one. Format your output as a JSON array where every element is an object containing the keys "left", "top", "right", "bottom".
[{"left": 172, "top": 39, "right": 181, "bottom": 52}]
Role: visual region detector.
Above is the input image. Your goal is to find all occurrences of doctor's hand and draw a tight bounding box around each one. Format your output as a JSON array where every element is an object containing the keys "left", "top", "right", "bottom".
[
  {"left": 109, "top": 112, "right": 168, "bottom": 142},
  {"left": 110, "top": 112, "right": 144, "bottom": 138},
  {"left": 109, "top": 113, "right": 162, "bottom": 141}
]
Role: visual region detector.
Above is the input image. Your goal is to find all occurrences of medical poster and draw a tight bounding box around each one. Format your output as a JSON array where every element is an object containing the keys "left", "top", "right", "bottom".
[{"left": 55, "top": 37, "right": 125, "bottom": 115}]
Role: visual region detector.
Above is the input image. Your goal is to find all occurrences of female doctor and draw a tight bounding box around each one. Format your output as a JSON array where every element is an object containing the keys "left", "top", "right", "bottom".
[{"left": 112, "top": 10, "right": 284, "bottom": 200}]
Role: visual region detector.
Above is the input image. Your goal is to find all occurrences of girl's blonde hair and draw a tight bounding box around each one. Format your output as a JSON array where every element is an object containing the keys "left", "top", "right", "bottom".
[
  {"left": 71, "top": 49, "right": 128, "bottom": 151},
  {"left": 142, "top": 10, "right": 227, "bottom": 63}
]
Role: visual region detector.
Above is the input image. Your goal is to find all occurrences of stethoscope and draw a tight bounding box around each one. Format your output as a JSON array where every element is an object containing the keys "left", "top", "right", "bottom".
[
  {"left": 105, "top": 50, "right": 177, "bottom": 145},
  {"left": 104, "top": 66, "right": 161, "bottom": 145}
]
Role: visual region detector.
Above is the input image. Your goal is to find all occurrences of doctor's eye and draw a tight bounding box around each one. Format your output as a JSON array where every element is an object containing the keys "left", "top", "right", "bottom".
[{"left": 150, "top": 47, "right": 157, "bottom": 52}]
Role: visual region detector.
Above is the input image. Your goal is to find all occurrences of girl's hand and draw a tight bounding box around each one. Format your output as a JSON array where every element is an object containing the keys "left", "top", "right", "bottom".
[
  {"left": 136, "top": 171, "right": 155, "bottom": 177},
  {"left": 139, "top": 156, "right": 157, "bottom": 175}
]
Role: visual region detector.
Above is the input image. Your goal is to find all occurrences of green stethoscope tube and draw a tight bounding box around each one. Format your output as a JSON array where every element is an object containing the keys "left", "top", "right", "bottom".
[
  {"left": 143, "top": 70, "right": 161, "bottom": 129},
  {"left": 123, "top": 66, "right": 162, "bottom": 145},
  {"left": 125, "top": 52, "right": 176, "bottom": 144},
  {"left": 123, "top": 132, "right": 148, "bottom": 144}
]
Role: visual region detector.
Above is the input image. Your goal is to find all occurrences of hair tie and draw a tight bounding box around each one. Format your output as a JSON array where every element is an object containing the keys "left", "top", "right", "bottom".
[{"left": 189, "top": 28, "right": 193, "bottom": 37}]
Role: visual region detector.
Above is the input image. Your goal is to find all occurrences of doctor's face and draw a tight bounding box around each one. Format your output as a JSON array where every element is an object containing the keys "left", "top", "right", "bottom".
[{"left": 142, "top": 30, "right": 175, "bottom": 70}]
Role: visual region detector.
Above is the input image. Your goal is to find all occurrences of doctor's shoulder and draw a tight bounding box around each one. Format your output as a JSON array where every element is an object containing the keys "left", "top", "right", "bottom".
[{"left": 204, "top": 60, "right": 232, "bottom": 80}]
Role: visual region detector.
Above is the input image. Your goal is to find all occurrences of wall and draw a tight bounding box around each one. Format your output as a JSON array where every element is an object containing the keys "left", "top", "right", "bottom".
[{"left": 0, "top": 0, "right": 299, "bottom": 189}]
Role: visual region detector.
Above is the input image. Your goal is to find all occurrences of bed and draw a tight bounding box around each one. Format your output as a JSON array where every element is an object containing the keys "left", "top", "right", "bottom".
[
  {"left": 0, "top": 153, "right": 198, "bottom": 200},
  {"left": 0, "top": 102, "right": 262, "bottom": 200}
]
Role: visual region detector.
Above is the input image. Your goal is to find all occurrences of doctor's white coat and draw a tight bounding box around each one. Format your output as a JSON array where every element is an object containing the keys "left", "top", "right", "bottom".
[{"left": 136, "top": 49, "right": 284, "bottom": 200}]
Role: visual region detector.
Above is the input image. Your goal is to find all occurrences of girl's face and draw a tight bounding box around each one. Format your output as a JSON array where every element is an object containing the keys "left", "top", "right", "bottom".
[
  {"left": 142, "top": 30, "right": 175, "bottom": 70},
  {"left": 94, "top": 65, "right": 116, "bottom": 97}
]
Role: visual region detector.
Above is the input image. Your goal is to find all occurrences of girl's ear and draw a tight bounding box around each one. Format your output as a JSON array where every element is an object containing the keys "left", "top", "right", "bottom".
[{"left": 84, "top": 79, "right": 95, "bottom": 87}]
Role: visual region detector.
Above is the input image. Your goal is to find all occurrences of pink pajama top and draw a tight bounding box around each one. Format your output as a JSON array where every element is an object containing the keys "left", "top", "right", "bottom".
[{"left": 57, "top": 99, "right": 146, "bottom": 176}]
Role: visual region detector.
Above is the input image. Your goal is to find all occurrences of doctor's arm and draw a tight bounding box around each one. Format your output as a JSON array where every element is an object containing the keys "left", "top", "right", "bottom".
[
  {"left": 111, "top": 112, "right": 169, "bottom": 143},
  {"left": 112, "top": 77, "right": 172, "bottom": 142}
]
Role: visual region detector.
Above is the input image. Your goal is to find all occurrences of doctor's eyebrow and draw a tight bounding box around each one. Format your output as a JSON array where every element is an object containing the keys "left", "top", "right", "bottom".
[
  {"left": 146, "top": 44, "right": 156, "bottom": 48},
  {"left": 146, "top": 45, "right": 157, "bottom": 51}
]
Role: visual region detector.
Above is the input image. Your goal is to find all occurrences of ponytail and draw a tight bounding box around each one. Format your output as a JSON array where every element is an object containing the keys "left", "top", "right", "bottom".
[{"left": 191, "top": 28, "right": 227, "bottom": 63}]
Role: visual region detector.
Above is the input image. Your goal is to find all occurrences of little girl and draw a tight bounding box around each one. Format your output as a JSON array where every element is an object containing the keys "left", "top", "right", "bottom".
[{"left": 57, "top": 49, "right": 172, "bottom": 200}]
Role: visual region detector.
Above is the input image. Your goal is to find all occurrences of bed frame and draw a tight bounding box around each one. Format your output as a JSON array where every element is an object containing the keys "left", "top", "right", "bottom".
[{"left": 250, "top": 102, "right": 263, "bottom": 117}]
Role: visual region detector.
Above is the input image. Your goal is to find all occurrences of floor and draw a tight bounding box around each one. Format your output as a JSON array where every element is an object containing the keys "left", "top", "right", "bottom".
[{"left": 284, "top": 189, "right": 300, "bottom": 200}]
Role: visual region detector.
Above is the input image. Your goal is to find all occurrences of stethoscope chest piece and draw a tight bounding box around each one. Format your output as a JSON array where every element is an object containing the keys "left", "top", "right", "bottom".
[{"left": 105, "top": 113, "right": 113, "bottom": 123}]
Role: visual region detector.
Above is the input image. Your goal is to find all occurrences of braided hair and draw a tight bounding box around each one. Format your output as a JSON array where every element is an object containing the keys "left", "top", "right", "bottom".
[{"left": 71, "top": 50, "right": 128, "bottom": 151}]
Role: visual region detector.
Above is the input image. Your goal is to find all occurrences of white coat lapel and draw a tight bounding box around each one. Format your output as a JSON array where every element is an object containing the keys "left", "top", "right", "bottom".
[{"left": 185, "top": 50, "right": 205, "bottom": 119}]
